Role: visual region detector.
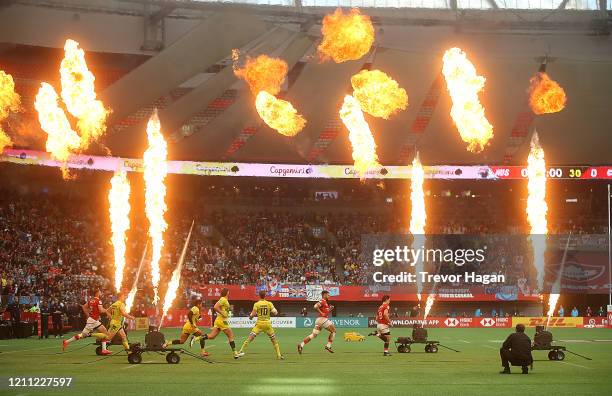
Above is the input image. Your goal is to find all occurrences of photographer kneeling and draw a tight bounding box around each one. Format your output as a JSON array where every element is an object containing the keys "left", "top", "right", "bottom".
[{"left": 500, "top": 323, "right": 533, "bottom": 374}]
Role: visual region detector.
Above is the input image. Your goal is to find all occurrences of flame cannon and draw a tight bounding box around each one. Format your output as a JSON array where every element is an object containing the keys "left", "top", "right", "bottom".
[
  {"left": 531, "top": 325, "right": 591, "bottom": 361},
  {"left": 126, "top": 327, "right": 212, "bottom": 365},
  {"left": 394, "top": 324, "right": 458, "bottom": 353}
]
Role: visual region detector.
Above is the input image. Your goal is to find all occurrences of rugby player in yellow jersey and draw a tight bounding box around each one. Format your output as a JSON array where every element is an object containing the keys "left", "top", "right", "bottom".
[
  {"left": 161, "top": 300, "right": 208, "bottom": 357},
  {"left": 192, "top": 288, "right": 241, "bottom": 359},
  {"left": 92, "top": 291, "right": 135, "bottom": 352},
  {"left": 237, "top": 290, "right": 283, "bottom": 359}
]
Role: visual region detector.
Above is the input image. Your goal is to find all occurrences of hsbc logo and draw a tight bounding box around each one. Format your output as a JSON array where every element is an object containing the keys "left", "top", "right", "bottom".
[
  {"left": 445, "top": 318, "right": 459, "bottom": 327},
  {"left": 480, "top": 318, "right": 495, "bottom": 327}
]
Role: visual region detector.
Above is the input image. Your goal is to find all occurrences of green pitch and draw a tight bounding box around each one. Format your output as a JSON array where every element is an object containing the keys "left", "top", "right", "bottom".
[{"left": 1, "top": 327, "right": 611, "bottom": 395}]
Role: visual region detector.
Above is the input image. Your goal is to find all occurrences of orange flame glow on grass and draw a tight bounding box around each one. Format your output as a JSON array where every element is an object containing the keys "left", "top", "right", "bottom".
[
  {"left": 34, "top": 82, "right": 81, "bottom": 165},
  {"left": 233, "top": 52, "right": 288, "bottom": 96},
  {"left": 442, "top": 47, "right": 493, "bottom": 153},
  {"left": 60, "top": 39, "right": 109, "bottom": 149},
  {"left": 0, "top": 70, "right": 21, "bottom": 152},
  {"left": 160, "top": 221, "right": 194, "bottom": 329},
  {"left": 528, "top": 72, "right": 566, "bottom": 115},
  {"left": 339, "top": 95, "right": 380, "bottom": 179},
  {"left": 255, "top": 91, "right": 306, "bottom": 137},
  {"left": 143, "top": 110, "right": 168, "bottom": 305},
  {"left": 109, "top": 170, "right": 131, "bottom": 293},
  {"left": 318, "top": 8, "right": 375, "bottom": 63},
  {"left": 410, "top": 153, "right": 426, "bottom": 300},
  {"left": 526, "top": 132, "right": 548, "bottom": 291},
  {"left": 351, "top": 69, "right": 408, "bottom": 119}
]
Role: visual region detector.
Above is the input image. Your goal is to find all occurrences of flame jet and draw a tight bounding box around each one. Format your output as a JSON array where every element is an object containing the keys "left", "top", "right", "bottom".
[
  {"left": 318, "top": 8, "right": 375, "bottom": 63},
  {"left": 233, "top": 52, "right": 287, "bottom": 96},
  {"left": 60, "top": 39, "right": 109, "bottom": 149},
  {"left": 423, "top": 294, "right": 436, "bottom": 320},
  {"left": 255, "top": 91, "right": 306, "bottom": 137},
  {"left": 159, "top": 221, "right": 195, "bottom": 329},
  {"left": 233, "top": 52, "right": 306, "bottom": 136},
  {"left": 526, "top": 132, "right": 548, "bottom": 292},
  {"left": 143, "top": 109, "right": 168, "bottom": 305},
  {"left": 350, "top": 69, "right": 408, "bottom": 119},
  {"left": 339, "top": 95, "right": 380, "bottom": 179},
  {"left": 528, "top": 67, "right": 566, "bottom": 115},
  {"left": 410, "top": 152, "right": 427, "bottom": 301},
  {"left": 109, "top": 170, "right": 131, "bottom": 293},
  {"left": 547, "top": 233, "right": 571, "bottom": 327},
  {"left": 442, "top": 47, "right": 493, "bottom": 153},
  {"left": 0, "top": 70, "right": 20, "bottom": 152},
  {"left": 34, "top": 82, "right": 81, "bottom": 178}
]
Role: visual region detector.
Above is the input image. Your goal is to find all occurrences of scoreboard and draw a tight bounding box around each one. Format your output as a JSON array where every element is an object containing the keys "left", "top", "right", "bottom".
[{"left": 485, "top": 166, "right": 612, "bottom": 180}]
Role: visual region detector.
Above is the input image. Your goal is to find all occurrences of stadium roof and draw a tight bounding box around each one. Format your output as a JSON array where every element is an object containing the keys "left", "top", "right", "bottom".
[{"left": 2, "top": 1, "right": 612, "bottom": 166}]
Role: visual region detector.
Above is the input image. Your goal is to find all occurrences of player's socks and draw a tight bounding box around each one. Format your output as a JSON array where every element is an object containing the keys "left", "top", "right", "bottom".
[
  {"left": 273, "top": 341, "right": 281, "bottom": 358},
  {"left": 101, "top": 341, "right": 108, "bottom": 351},
  {"left": 171, "top": 340, "right": 182, "bottom": 345},
  {"left": 122, "top": 341, "right": 130, "bottom": 351},
  {"left": 91, "top": 332, "right": 107, "bottom": 340},
  {"left": 240, "top": 339, "right": 251, "bottom": 353},
  {"left": 327, "top": 332, "right": 335, "bottom": 347},
  {"left": 66, "top": 334, "right": 80, "bottom": 344}
]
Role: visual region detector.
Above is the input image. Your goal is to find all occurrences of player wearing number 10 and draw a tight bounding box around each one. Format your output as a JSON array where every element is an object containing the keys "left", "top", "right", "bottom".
[{"left": 237, "top": 290, "right": 283, "bottom": 359}]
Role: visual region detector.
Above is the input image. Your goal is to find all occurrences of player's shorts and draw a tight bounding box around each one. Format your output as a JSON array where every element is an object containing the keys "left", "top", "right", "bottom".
[
  {"left": 376, "top": 323, "right": 391, "bottom": 335},
  {"left": 81, "top": 317, "right": 103, "bottom": 336},
  {"left": 213, "top": 316, "right": 230, "bottom": 330},
  {"left": 315, "top": 317, "right": 333, "bottom": 329},
  {"left": 250, "top": 322, "right": 275, "bottom": 337},
  {"left": 182, "top": 322, "right": 200, "bottom": 335},
  {"left": 108, "top": 320, "right": 123, "bottom": 334}
]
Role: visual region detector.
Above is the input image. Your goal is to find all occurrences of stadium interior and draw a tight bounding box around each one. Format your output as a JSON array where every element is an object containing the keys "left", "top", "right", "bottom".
[{"left": 0, "top": 1, "right": 611, "bottom": 395}]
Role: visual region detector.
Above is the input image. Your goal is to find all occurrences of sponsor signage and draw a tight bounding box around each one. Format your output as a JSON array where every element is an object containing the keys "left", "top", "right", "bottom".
[
  {"left": 297, "top": 317, "right": 368, "bottom": 328},
  {"left": 5, "top": 149, "right": 611, "bottom": 180},
  {"left": 200, "top": 284, "right": 542, "bottom": 302},
  {"left": 511, "top": 316, "right": 583, "bottom": 328},
  {"left": 228, "top": 317, "right": 296, "bottom": 329},
  {"left": 582, "top": 317, "right": 609, "bottom": 328},
  {"left": 367, "top": 317, "right": 511, "bottom": 328}
]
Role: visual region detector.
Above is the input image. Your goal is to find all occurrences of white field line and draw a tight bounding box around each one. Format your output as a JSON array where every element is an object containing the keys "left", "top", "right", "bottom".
[{"left": 560, "top": 361, "right": 592, "bottom": 370}]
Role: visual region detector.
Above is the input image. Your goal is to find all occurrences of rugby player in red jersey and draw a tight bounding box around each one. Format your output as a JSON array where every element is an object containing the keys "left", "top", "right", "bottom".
[
  {"left": 369, "top": 295, "right": 392, "bottom": 356},
  {"left": 298, "top": 290, "right": 336, "bottom": 354},
  {"left": 62, "top": 289, "right": 111, "bottom": 355}
]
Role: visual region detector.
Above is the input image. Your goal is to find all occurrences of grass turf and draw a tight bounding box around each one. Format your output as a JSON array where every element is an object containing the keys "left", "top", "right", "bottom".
[{"left": 0, "top": 327, "right": 611, "bottom": 395}]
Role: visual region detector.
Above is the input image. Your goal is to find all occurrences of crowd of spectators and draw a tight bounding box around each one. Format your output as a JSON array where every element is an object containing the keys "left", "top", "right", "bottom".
[{"left": 0, "top": 183, "right": 608, "bottom": 314}]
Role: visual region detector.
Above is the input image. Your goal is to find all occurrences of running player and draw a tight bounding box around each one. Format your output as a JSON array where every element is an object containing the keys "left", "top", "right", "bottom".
[
  {"left": 62, "top": 290, "right": 110, "bottom": 355},
  {"left": 193, "top": 288, "right": 241, "bottom": 359},
  {"left": 92, "top": 291, "right": 135, "bottom": 352},
  {"left": 297, "top": 290, "right": 336, "bottom": 354},
  {"left": 161, "top": 300, "right": 208, "bottom": 357},
  {"left": 237, "top": 290, "right": 283, "bottom": 359},
  {"left": 369, "top": 295, "right": 392, "bottom": 356}
]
